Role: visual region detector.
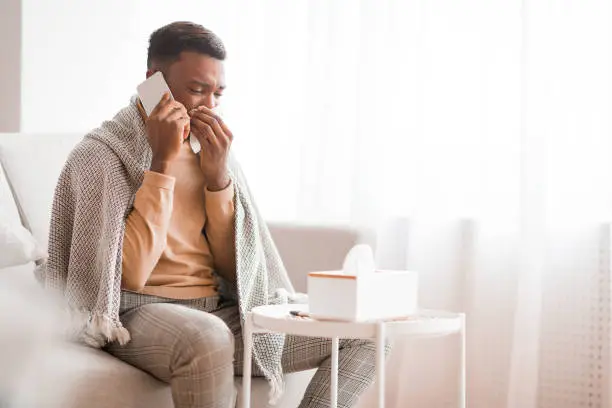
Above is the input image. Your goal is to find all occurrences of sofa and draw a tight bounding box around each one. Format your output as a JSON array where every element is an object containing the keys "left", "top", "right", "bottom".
[{"left": 0, "top": 133, "right": 372, "bottom": 408}]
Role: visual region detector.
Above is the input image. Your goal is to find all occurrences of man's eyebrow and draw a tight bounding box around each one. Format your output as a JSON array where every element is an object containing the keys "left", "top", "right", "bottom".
[
  {"left": 189, "top": 80, "right": 225, "bottom": 90},
  {"left": 189, "top": 80, "right": 211, "bottom": 88}
]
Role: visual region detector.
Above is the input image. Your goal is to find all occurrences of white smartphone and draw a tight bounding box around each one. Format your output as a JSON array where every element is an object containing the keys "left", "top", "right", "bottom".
[{"left": 136, "top": 71, "right": 173, "bottom": 116}]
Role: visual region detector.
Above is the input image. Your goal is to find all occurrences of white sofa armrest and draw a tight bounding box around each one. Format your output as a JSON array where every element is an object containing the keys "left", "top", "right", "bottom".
[{"left": 267, "top": 222, "right": 375, "bottom": 293}]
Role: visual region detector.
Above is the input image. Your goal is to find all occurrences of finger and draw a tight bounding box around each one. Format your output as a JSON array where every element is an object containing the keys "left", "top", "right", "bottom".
[
  {"left": 215, "top": 116, "right": 233, "bottom": 142},
  {"left": 159, "top": 100, "right": 187, "bottom": 120},
  {"left": 190, "top": 116, "right": 218, "bottom": 148},
  {"left": 192, "top": 107, "right": 233, "bottom": 141},
  {"left": 183, "top": 121, "right": 191, "bottom": 140},
  {"left": 172, "top": 115, "right": 190, "bottom": 125},
  {"left": 173, "top": 116, "right": 191, "bottom": 139},
  {"left": 190, "top": 115, "right": 215, "bottom": 143},
  {"left": 162, "top": 108, "right": 189, "bottom": 138},
  {"left": 171, "top": 101, "right": 189, "bottom": 116},
  {"left": 191, "top": 111, "right": 224, "bottom": 137},
  {"left": 178, "top": 116, "right": 191, "bottom": 130},
  {"left": 191, "top": 111, "right": 229, "bottom": 147},
  {"left": 149, "top": 92, "right": 171, "bottom": 118},
  {"left": 156, "top": 99, "right": 183, "bottom": 120},
  {"left": 165, "top": 102, "right": 188, "bottom": 118}
]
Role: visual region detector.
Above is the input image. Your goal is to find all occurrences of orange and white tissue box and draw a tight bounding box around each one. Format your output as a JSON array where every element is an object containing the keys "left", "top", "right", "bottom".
[{"left": 307, "top": 269, "right": 419, "bottom": 321}]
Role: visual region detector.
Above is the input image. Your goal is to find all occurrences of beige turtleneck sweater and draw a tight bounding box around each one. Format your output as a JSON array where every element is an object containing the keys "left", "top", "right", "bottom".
[{"left": 120, "top": 140, "right": 235, "bottom": 299}]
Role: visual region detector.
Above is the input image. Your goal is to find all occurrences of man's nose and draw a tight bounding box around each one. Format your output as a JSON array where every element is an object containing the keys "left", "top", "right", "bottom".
[{"left": 201, "top": 94, "right": 215, "bottom": 109}]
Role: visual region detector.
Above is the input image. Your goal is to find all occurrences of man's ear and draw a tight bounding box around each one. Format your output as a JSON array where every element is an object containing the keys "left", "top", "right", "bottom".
[{"left": 146, "top": 70, "right": 156, "bottom": 79}]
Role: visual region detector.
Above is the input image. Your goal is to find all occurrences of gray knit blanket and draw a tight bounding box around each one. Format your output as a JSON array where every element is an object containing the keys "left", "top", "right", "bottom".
[{"left": 35, "top": 97, "right": 295, "bottom": 402}]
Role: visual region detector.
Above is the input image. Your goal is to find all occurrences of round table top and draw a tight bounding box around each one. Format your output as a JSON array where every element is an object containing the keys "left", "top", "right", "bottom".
[{"left": 250, "top": 304, "right": 463, "bottom": 339}]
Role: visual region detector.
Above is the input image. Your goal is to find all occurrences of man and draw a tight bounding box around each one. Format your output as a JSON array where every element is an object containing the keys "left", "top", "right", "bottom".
[{"left": 41, "top": 21, "right": 383, "bottom": 408}]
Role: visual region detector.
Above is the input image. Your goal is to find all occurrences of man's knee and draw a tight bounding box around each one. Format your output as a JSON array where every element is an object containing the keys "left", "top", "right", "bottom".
[{"left": 173, "top": 309, "right": 235, "bottom": 370}]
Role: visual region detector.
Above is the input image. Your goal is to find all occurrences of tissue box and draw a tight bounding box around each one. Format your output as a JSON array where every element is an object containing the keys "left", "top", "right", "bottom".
[{"left": 307, "top": 270, "right": 418, "bottom": 321}]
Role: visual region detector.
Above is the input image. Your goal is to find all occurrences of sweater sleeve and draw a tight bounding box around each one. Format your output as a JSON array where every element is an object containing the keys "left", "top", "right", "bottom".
[
  {"left": 204, "top": 181, "right": 236, "bottom": 282},
  {"left": 121, "top": 171, "right": 175, "bottom": 291}
]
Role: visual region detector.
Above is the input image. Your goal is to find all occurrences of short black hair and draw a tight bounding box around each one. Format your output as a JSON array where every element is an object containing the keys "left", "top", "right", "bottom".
[{"left": 147, "top": 21, "right": 226, "bottom": 69}]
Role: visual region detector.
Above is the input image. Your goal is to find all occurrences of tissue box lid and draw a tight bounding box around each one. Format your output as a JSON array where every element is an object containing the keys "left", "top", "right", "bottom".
[
  {"left": 308, "top": 271, "right": 357, "bottom": 280},
  {"left": 308, "top": 270, "right": 415, "bottom": 279}
]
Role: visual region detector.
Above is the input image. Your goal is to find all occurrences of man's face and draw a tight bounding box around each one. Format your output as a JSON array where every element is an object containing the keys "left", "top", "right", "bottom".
[{"left": 149, "top": 51, "right": 225, "bottom": 112}]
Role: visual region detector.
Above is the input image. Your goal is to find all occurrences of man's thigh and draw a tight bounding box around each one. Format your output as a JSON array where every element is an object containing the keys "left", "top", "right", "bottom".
[
  {"left": 106, "top": 302, "right": 233, "bottom": 383},
  {"left": 210, "top": 305, "right": 258, "bottom": 375}
]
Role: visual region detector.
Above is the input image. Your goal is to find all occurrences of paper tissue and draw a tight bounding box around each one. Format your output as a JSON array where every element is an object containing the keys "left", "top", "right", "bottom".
[{"left": 307, "top": 244, "right": 418, "bottom": 321}]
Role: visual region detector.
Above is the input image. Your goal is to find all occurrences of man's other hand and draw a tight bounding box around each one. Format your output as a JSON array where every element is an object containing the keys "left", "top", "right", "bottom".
[{"left": 189, "top": 106, "right": 233, "bottom": 190}]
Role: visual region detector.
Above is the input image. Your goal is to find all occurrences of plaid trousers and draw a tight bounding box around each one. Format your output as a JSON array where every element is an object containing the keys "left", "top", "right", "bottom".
[{"left": 105, "top": 291, "right": 385, "bottom": 408}]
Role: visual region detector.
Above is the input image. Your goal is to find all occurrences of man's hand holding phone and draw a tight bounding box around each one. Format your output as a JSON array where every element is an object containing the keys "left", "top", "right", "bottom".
[
  {"left": 190, "top": 106, "right": 234, "bottom": 191},
  {"left": 145, "top": 93, "right": 190, "bottom": 174}
]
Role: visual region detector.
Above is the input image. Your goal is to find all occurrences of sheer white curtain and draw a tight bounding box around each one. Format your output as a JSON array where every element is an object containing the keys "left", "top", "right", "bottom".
[{"left": 139, "top": 1, "right": 612, "bottom": 406}]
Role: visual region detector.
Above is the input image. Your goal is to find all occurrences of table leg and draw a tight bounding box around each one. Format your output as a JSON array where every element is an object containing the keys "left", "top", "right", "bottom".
[
  {"left": 331, "top": 337, "right": 339, "bottom": 408},
  {"left": 241, "top": 313, "right": 253, "bottom": 408},
  {"left": 459, "top": 313, "right": 466, "bottom": 408},
  {"left": 376, "top": 322, "right": 386, "bottom": 408}
]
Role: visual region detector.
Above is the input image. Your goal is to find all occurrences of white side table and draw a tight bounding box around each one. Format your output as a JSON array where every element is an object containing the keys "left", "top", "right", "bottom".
[{"left": 241, "top": 304, "right": 466, "bottom": 408}]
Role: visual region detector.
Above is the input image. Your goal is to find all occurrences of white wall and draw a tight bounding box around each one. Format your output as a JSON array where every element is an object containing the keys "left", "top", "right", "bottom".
[
  {"left": 16, "top": 0, "right": 306, "bottom": 220},
  {"left": 20, "top": 0, "right": 240, "bottom": 134},
  {"left": 0, "top": 0, "right": 21, "bottom": 132},
  {"left": 21, "top": 0, "right": 144, "bottom": 133}
]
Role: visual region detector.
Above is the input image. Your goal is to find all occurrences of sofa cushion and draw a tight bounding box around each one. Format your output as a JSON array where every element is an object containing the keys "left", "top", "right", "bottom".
[
  {"left": 0, "top": 263, "right": 37, "bottom": 289},
  {"left": 0, "top": 160, "right": 20, "bottom": 222},
  {"left": 10, "top": 344, "right": 173, "bottom": 408},
  {"left": 0, "top": 133, "right": 83, "bottom": 248},
  {"left": 268, "top": 223, "right": 371, "bottom": 292},
  {"left": 0, "top": 210, "right": 45, "bottom": 268},
  {"left": 12, "top": 342, "right": 312, "bottom": 408},
  {"left": 0, "top": 161, "right": 45, "bottom": 267}
]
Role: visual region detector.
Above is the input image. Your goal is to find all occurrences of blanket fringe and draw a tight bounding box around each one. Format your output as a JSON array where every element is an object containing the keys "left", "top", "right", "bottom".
[
  {"left": 114, "top": 326, "right": 131, "bottom": 345},
  {"left": 267, "top": 370, "right": 284, "bottom": 406},
  {"left": 66, "top": 308, "right": 131, "bottom": 347}
]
